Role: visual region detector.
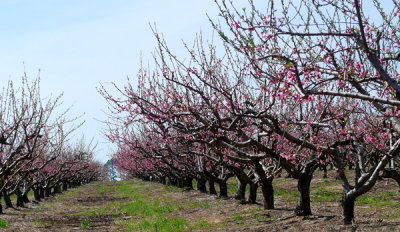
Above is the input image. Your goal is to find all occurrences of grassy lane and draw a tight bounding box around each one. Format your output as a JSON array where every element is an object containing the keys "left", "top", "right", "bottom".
[{"left": 0, "top": 172, "right": 400, "bottom": 231}]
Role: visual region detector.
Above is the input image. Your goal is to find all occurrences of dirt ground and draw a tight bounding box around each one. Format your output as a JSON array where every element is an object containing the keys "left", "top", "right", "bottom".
[{"left": 1, "top": 173, "right": 400, "bottom": 231}]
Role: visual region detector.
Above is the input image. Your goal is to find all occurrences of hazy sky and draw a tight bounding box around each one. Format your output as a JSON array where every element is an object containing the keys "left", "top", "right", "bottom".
[{"left": 0, "top": 1, "right": 228, "bottom": 163}]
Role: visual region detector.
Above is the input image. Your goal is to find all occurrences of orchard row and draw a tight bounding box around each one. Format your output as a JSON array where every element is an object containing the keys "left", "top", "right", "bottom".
[
  {"left": 101, "top": 0, "right": 400, "bottom": 225},
  {"left": 0, "top": 77, "right": 106, "bottom": 213}
]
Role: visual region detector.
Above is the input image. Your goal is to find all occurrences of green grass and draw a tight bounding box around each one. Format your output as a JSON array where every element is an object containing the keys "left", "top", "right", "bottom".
[
  {"left": 163, "top": 185, "right": 184, "bottom": 193},
  {"left": 53, "top": 188, "right": 80, "bottom": 202},
  {"left": 274, "top": 188, "right": 297, "bottom": 202},
  {"left": 72, "top": 180, "right": 189, "bottom": 232},
  {"left": 232, "top": 214, "right": 245, "bottom": 223},
  {"left": 312, "top": 190, "right": 341, "bottom": 202},
  {"left": 0, "top": 219, "right": 8, "bottom": 228},
  {"left": 190, "top": 219, "right": 214, "bottom": 230},
  {"left": 357, "top": 194, "right": 400, "bottom": 208},
  {"left": 80, "top": 218, "right": 91, "bottom": 230}
]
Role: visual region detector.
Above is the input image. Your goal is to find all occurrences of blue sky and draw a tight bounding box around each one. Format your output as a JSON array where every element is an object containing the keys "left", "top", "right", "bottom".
[
  {"left": 0, "top": 1, "right": 225, "bottom": 163},
  {"left": 0, "top": 1, "right": 391, "bottom": 163}
]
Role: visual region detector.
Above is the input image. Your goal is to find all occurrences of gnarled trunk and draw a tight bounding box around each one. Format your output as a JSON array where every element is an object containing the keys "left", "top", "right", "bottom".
[
  {"left": 248, "top": 183, "right": 258, "bottom": 204},
  {"left": 22, "top": 194, "right": 30, "bottom": 203},
  {"left": 3, "top": 190, "right": 13, "bottom": 209},
  {"left": 44, "top": 188, "right": 51, "bottom": 198},
  {"left": 261, "top": 178, "right": 274, "bottom": 209},
  {"left": 219, "top": 180, "right": 228, "bottom": 198},
  {"left": 184, "top": 177, "right": 193, "bottom": 190},
  {"left": 197, "top": 176, "right": 207, "bottom": 193},
  {"left": 209, "top": 180, "right": 217, "bottom": 195},
  {"left": 16, "top": 196, "right": 24, "bottom": 207},
  {"left": 16, "top": 190, "right": 24, "bottom": 208},
  {"left": 234, "top": 178, "right": 247, "bottom": 200},
  {"left": 33, "top": 188, "right": 41, "bottom": 202},
  {"left": 63, "top": 182, "right": 68, "bottom": 191},
  {"left": 295, "top": 173, "right": 312, "bottom": 216},
  {"left": 39, "top": 187, "right": 45, "bottom": 199},
  {"left": 342, "top": 194, "right": 356, "bottom": 225}
]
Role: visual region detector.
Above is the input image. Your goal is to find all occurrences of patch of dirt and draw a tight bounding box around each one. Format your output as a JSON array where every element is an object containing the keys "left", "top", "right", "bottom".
[
  {"left": 1, "top": 183, "right": 124, "bottom": 232},
  {"left": 76, "top": 195, "right": 128, "bottom": 206}
]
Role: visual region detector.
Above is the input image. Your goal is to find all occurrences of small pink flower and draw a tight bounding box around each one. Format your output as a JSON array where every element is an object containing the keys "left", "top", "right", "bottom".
[{"left": 234, "top": 20, "right": 241, "bottom": 29}]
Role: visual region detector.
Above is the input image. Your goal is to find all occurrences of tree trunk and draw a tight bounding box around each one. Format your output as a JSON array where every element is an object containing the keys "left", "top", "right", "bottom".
[
  {"left": 3, "top": 190, "right": 13, "bottom": 209},
  {"left": 63, "top": 182, "right": 68, "bottom": 191},
  {"left": 55, "top": 184, "right": 62, "bottom": 194},
  {"left": 209, "top": 180, "right": 217, "bottom": 195},
  {"left": 16, "top": 195, "right": 24, "bottom": 207},
  {"left": 177, "top": 178, "right": 184, "bottom": 188},
  {"left": 261, "top": 178, "right": 274, "bottom": 209},
  {"left": 295, "top": 173, "right": 313, "bottom": 216},
  {"left": 16, "top": 189, "right": 24, "bottom": 208},
  {"left": 34, "top": 188, "right": 41, "bottom": 202},
  {"left": 342, "top": 194, "right": 356, "bottom": 225},
  {"left": 184, "top": 177, "right": 193, "bottom": 190},
  {"left": 22, "top": 194, "right": 30, "bottom": 203},
  {"left": 197, "top": 177, "right": 207, "bottom": 193},
  {"left": 234, "top": 178, "right": 247, "bottom": 200},
  {"left": 39, "top": 187, "right": 45, "bottom": 199},
  {"left": 45, "top": 188, "right": 51, "bottom": 198},
  {"left": 248, "top": 183, "right": 258, "bottom": 204},
  {"left": 322, "top": 165, "right": 328, "bottom": 178},
  {"left": 219, "top": 180, "right": 228, "bottom": 198}
]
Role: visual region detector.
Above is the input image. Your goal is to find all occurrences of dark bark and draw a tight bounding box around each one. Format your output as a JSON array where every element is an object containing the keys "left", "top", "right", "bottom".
[
  {"left": 295, "top": 173, "right": 313, "bottom": 216},
  {"left": 39, "top": 187, "right": 45, "bottom": 199},
  {"left": 342, "top": 194, "right": 356, "bottom": 225},
  {"left": 34, "top": 188, "right": 41, "bottom": 202},
  {"left": 197, "top": 177, "right": 207, "bottom": 193},
  {"left": 3, "top": 190, "right": 13, "bottom": 209},
  {"left": 261, "top": 178, "right": 274, "bottom": 209},
  {"left": 16, "top": 196, "right": 24, "bottom": 207},
  {"left": 63, "top": 182, "right": 68, "bottom": 191},
  {"left": 44, "top": 188, "right": 51, "bottom": 198},
  {"left": 248, "top": 183, "right": 258, "bottom": 204},
  {"left": 219, "top": 180, "right": 228, "bottom": 198},
  {"left": 254, "top": 161, "right": 274, "bottom": 209},
  {"left": 209, "top": 180, "right": 217, "bottom": 195},
  {"left": 16, "top": 189, "right": 24, "bottom": 208},
  {"left": 22, "top": 194, "right": 30, "bottom": 203},
  {"left": 177, "top": 178, "right": 184, "bottom": 188},
  {"left": 234, "top": 178, "right": 247, "bottom": 200},
  {"left": 54, "top": 184, "right": 61, "bottom": 194},
  {"left": 184, "top": 177, "right": 193, "bottom": 190}
]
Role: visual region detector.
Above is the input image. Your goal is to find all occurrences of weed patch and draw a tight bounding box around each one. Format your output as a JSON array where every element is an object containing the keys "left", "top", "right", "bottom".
[{"left": 0, "top": 219, "right": 8, "bottom": 228}]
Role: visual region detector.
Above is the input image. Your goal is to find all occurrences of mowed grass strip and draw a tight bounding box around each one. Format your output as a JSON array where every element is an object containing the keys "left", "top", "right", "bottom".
[{"left": 71, "top": 180, "right": 218, "bottom": 232}]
